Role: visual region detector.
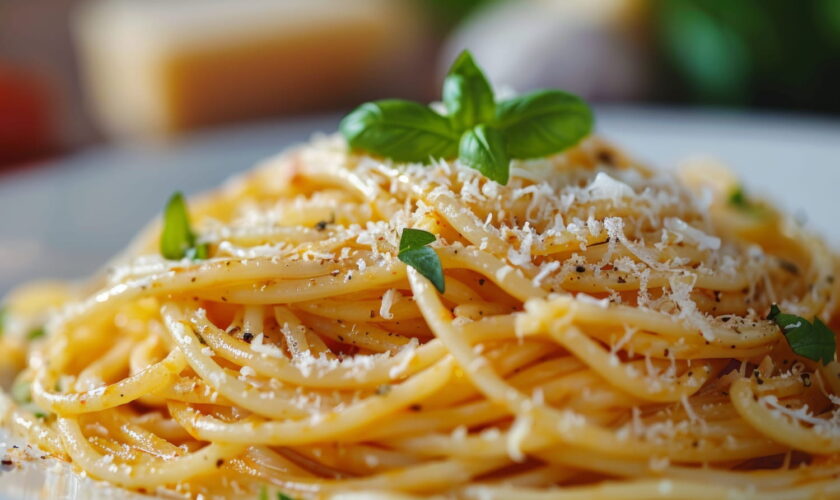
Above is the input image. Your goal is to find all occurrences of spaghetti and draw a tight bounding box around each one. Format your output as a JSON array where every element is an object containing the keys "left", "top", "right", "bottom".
[{"left": 2, "top": 133, "right": 840, "bottom": 499}]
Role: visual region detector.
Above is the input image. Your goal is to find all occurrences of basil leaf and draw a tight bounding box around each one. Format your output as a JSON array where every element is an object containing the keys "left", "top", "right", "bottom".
[
  {"left": 398, "top": 229, "right": 445, "bottom": 293},
  {"left": 768, "top": 305, "right": 836, "bottom": 364},
  {"left": 806, "top": 319, "right": 839, "bottom": 364},
  {"left": 459, "top": 125, "right": 510, "bottom": 185},
  {"left": 27, "top": 327, "right": 45, "bottom": 340},
  {"left": 443, "top": 50, "right": 495, "bottom": 131},
  {"left": 728, "top": 185, "right": 766, "bottom": 217},
  {"left": 399, "top": 247, "right": 445, "bottom": 294},
  {"left": 496, "top": 90, "right": 593, "bottom": 159},
  {"left": 399, "top": 228, "right": 437, "bottom": 253},
  {"left": 728, "top": 187, "right": 748, "bottom": 208},
  {"left": 340, "top": 100, "right": 459, "bottom": 163},
  {"left": 161, "top": 192, "right": 206, "bottom": 260},
  {"left": 278, "top": 493, "right": 295, "bottom": 500},
  {"left": 186, "top": 242, "right": 210, "bottom": 260},
  {"left": 258, "top": 485, "right": 268, "bottom": 500}
]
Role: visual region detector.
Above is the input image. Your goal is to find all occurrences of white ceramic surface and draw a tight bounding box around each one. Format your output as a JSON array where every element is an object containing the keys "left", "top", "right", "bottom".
[{"left": 1, "top": 106, "right": 839, "bottom": 499}]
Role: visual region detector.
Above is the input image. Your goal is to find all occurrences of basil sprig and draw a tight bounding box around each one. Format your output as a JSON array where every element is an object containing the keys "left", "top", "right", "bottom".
[
  {"left": 768, "top": 304, "right": 836, "bottom": 365},
  {"left": 161, "top": 192, "right": 209, "bottom": 261},
  {"left": 398, "top": 229, "right": 445, "bottom": 293},
  {"left": 340, "top": 50, "right": 593, "bottom": 185}
]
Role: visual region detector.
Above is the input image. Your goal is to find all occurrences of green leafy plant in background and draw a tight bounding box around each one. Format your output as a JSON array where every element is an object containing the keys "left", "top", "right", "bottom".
[
  {"left": 415, "top": 0, "right": 503, "bottom": 31},
  {"left": 654, "top": 0, "right": 840, "bottom": 111}
]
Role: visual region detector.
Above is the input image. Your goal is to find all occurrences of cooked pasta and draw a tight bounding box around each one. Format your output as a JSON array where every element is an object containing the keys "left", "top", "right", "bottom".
[{"left": 1, "top": 133, "right": 840, "bottom": 499}]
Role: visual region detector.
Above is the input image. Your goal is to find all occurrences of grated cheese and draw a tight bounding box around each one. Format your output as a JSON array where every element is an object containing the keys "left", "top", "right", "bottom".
[{"left": 584, "top": 172, "right": 635, "bottom": 201}]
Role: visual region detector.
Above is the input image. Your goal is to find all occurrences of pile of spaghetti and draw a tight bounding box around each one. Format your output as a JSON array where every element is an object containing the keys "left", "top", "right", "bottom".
[{"left": 2, "top": 134, "right": 840, "bottom": 499}]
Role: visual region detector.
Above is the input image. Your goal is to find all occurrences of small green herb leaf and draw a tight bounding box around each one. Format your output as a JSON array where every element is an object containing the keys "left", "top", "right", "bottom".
[
  {"left": 27, "top": 327, "right": 45, "bottom": 340},
  {"left": 398, "top": 229, "right": 445, "bottom": 293},
  {"left": 257, "top": 486, "right": 295, "bottom": 500},
  {"left": 496, "top": 89, "right": 593, "bottom": 159},
  {"left": 728, "top": 186, "right": 766, "bottom": 217},
  {"left": 459, "top": 124, "right": 510, "bottom": 185},
  {"left": 340, "top": 100, "right": 459, "bottom": 163},
  {"left": 161, "top": 192, "right": 207, "bottom": 261},
  {"left": 399, "top": 228, "right": 437, "bottom": 253},
  {"left": 729, "top": 187, "right": 748, "bottom": 208},
  {"left": 768, "top": 305, "right": 836, "bottom": 364},
  {"left": 443, "top": 50, "right": 495, "bottom": 131},
  {"left": 186, "top": 242, "right": 210, "bottom": 260}
]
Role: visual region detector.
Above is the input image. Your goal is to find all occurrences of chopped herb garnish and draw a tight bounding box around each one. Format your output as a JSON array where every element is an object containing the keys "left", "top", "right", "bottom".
[
  {"left": 257, "top": 486, "right": 296, "bottom": 500},
  {"left": 27, "top": 327, "right": 45, "bottom": 340},
  {"left": 340, "top": 50, "right": 593, "bottom": 185},
  {"left": 729, "top": 187, "right": 748, "bottom": 208},
  {"left": 767, "top": 304, "right": 836, "bottom": 365},
  {"left": 161, "top": 192, "right": 208, "bottom": 261},
  {"left": 0, "top": 306, "right": 6, "bottom": 337},
  {"left": 398, "top": 229, "right": 445, "bottom": 293},
  {"left": 728, "top": 186, "right": 765, "bottom": 216}
]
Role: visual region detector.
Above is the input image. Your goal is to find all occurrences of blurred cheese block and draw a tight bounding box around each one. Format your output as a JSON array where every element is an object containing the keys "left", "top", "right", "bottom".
[{"left": 74, "top": 0, "right": 428, "bottom": 139}]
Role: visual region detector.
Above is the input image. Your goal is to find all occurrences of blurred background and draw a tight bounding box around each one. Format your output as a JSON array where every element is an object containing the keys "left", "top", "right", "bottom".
[
  {"left": 1, "top": 0, "right": 840, "bottom": 293},
  {"left": 2, "top": 0, "right": 840, "bottom": 167}
]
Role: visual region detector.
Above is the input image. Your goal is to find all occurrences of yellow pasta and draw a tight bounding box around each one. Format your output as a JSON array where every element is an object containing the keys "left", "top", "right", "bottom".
[{"left": 1, "top": 132, "right": 839, "bottom": 500}]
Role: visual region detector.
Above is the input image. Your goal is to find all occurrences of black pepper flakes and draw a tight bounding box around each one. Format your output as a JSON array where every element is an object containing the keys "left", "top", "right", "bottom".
[
  {"left": 575, "top": 266, "right": 586, "bottom": 273},
  {"left": 242, "top": 332, "right": 254, "bottom": 343},
  {"left": 777, "top": 259, "right": 799, "bottom": 276},
  {"left": 597, "top": 150, "right": 615, "bottom": 165}
]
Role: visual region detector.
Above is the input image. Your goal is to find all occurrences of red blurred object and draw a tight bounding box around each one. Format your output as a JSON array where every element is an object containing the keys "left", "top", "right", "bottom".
[{"left": 0, "top": 64, "right": 55, "bottom": 167}]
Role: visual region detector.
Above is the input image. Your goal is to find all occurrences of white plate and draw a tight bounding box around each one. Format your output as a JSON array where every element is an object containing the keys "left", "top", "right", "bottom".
[{"left": 1, "top": 106, "right": 839, "bottom": 498}]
